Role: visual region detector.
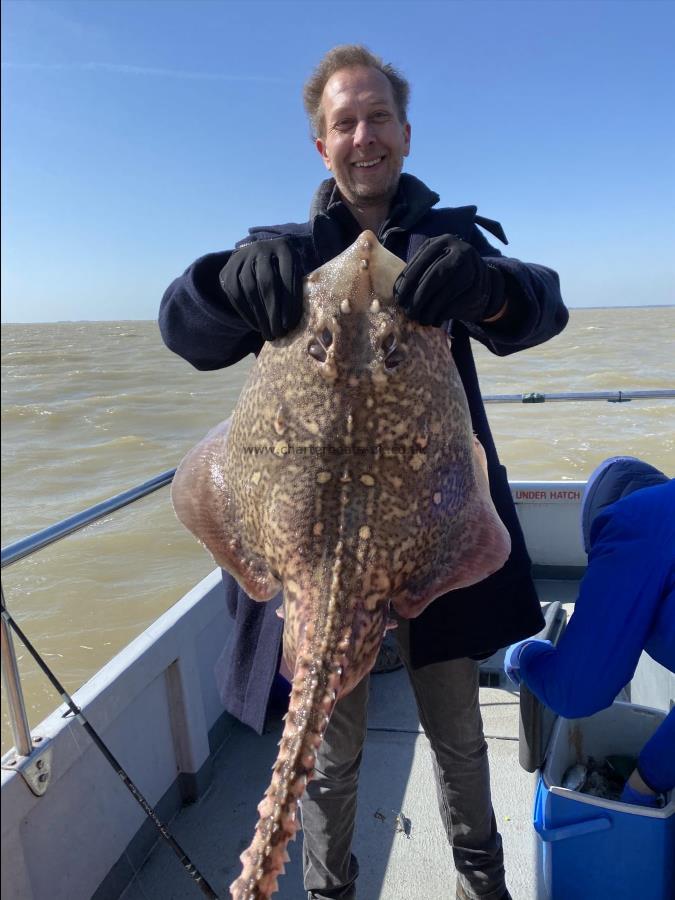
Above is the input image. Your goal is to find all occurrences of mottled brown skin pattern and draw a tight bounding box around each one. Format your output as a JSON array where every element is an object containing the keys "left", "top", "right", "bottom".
[{"left": 171, "top": 232, "right": 510, "bottom": 899}]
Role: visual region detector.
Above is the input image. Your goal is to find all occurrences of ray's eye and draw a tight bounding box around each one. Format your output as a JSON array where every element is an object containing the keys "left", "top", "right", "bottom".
[
  {"left": 321, "top": 328, "right": 333, "bottom": 348},
  {"left": 382, "top": 333, "right": 397, "bottom": 353},
  {"left": 308, "top": 327, "right": 334, "bottom": 363},
  {"left": 308, "top": 340, "right": 327, "bottom": 362},
  {"left": 384, "top": 350, "right": 404, "bottom": 370},
  {"left": 381, "top": 333, "right": 404, "bottom": 370}
]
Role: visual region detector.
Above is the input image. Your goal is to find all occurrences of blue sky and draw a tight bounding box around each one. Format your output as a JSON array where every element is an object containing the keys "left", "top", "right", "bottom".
[{"left": 2, "top": 0, "right": 673, "bottom": 322}]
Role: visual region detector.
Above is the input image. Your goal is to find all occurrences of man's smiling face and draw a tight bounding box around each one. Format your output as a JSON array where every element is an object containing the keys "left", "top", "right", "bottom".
[{"left": 316, "top": 65, "right": 411, "bottom": 214}]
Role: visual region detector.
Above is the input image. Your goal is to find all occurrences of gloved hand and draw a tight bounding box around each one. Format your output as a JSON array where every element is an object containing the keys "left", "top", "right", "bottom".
[
  {"left": 219, "top": 238, "right": 304, "bottom": 341},
  {"left": 619, "top": 782, "right": 662, "bottom": 808},
  {"left": 503, "top": 638, "right": 552, "bottom": 687},
  {"left": 394, "top": 234, "right": 506, "bottom": 327}
]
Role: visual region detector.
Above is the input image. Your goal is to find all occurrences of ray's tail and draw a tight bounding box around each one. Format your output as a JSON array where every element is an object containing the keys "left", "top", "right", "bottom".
[{"left": 229, "top": 633, "right": 347, "bottom": 900}]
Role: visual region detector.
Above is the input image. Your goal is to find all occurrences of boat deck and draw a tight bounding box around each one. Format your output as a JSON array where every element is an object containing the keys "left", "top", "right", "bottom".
[{"left": 120, "top": 580, "right": 579, "bottom": 900}]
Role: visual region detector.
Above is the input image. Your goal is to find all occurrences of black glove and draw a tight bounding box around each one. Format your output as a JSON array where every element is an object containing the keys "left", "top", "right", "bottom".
[
  {"left": 394, "top": 235, "right": 505, "bottom": 327},
  {"left": 219, "top": 238, "right": 304, "bottom": 341}
]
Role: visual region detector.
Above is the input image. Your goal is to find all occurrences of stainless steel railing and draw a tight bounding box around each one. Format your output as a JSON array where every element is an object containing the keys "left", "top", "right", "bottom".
[
  {"left": 1, "top": 469, "right": 175, "bottom": 759},
  {"left": 1, "top": 469, "right": 176, "bottom": 570},
  {"left": 482, "top": 389, "right": 675, "bottom": 404},
  {"left": 1, "top": 584, "right": 33, "bottom": 757}
]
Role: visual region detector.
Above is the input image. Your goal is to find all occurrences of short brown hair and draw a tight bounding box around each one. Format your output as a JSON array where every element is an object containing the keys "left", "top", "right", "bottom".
[{"left": 303, "top": 44, "right": 410, "bottom": 140}]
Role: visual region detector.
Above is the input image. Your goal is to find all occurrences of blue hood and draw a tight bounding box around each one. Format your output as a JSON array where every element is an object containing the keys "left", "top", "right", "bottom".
[{"left": 581, "top": 456, "right": 669, "bottom": 553}]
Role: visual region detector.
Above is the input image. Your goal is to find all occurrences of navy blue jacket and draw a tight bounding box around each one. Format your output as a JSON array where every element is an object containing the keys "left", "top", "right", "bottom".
[
  {"left": 160, "top": 174, "right": 569, "bottom": 732},
  {"left": 521, "top": 480, "right": 675, "bottom": 792}
]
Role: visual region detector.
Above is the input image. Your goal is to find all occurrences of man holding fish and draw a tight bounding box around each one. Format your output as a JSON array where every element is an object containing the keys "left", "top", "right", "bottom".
[{"left": 161, "top": 44, "right": 567, "bottom": 900}]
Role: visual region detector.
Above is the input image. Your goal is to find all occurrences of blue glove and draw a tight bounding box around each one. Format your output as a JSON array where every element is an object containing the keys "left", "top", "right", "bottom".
[
  {"left": 619, "top": 782, "right": 662, "bottom": 808},
  {"left": 503, "top": 638, "right": 552, "bottom": 687}
]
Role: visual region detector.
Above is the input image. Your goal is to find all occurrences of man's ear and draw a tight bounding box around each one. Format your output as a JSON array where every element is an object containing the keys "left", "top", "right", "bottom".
[
  {"left": 403, "top": 122, "right": 411, "bottom": 157},
  {"left": 315, "top": 138, "right": 332, "bottom": 171}
]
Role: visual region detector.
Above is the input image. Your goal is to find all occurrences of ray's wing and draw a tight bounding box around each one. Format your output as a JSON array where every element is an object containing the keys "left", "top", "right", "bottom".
[
  {"left": 171, "top": 417, "right": 281, "bottom": 601},
  {"left": 390, "top": 437, "right": 511, "bottom": 618}
]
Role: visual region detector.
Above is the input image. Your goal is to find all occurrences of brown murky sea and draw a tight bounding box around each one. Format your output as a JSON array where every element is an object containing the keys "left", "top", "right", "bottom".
[{"left": 2, "top": 308, "right": 674, "bottom": 750}]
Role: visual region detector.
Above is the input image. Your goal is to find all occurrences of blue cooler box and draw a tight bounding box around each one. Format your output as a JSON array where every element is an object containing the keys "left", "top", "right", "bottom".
[{"left": 534, "top": 701, "right": 674, "bottom": 899}]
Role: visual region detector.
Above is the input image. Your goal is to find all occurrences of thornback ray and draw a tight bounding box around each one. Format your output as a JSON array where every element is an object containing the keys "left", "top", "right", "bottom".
[{"left": 170, "top": 230, "right": 511, "bottom": 900}]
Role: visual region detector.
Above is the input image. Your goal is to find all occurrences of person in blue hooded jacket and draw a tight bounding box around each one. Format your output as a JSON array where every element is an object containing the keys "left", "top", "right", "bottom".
[{"left": 505, "top": 456, "right": 674, "bottom": 807}]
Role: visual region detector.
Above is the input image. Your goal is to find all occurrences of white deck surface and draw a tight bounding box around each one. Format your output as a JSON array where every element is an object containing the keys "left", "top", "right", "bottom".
[{"left": 121, "top": 584, "right": 578, "bottom": 900}]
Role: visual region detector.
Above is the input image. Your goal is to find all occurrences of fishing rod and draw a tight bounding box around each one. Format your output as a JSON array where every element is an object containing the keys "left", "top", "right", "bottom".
[{"left": 0, "top": 586, "right": 220, "bottom": 900}]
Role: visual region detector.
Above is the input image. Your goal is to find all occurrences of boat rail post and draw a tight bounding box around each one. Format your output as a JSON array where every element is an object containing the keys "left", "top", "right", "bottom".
[
  {"left": 0, "top": 583, "right": 32, "bottom": 758},
  {"left": 1, "top": 583, "right": 53, "bottom": 795}
]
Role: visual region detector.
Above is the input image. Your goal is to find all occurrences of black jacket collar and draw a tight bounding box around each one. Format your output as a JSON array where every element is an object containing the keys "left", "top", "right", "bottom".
[{"left": 309, "top": 173, "right": 441, "bottom": 236}]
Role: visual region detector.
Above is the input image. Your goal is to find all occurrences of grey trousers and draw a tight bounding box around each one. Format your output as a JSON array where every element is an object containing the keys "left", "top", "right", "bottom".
[{"left": 301, "top": 619, "right": 507, "bottom": 900}]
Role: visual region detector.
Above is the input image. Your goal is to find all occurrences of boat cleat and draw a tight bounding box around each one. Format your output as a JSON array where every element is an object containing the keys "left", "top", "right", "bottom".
[{"left": 2, "top": 736, "right": 53, "bottom": 797}]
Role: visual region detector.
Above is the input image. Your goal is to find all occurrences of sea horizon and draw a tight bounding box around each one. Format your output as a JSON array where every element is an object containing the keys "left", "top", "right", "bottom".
[{"left": 3, "top": 302, "right": 674, "bottom": 327}]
